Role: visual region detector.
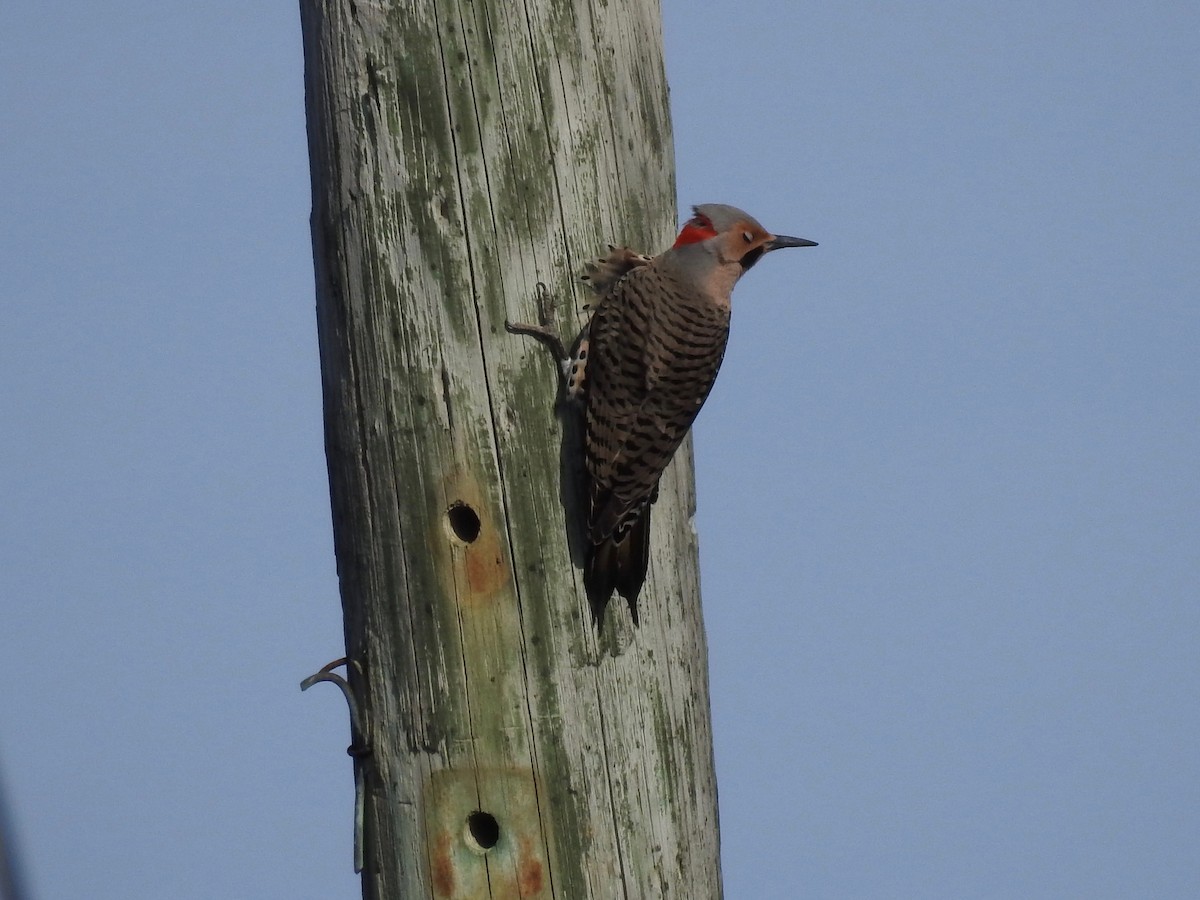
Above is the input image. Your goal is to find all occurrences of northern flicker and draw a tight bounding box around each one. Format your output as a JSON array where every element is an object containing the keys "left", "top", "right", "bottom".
[{"left": 576, "top": 204, "right": 816, "bottom": 625}]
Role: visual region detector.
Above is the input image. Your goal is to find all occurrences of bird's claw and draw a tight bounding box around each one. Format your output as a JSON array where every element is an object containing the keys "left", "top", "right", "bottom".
[
  {"left": 506, "top": 283, "right": 570, "bottom": 364},
  {"left": 505, "top": 319, "right": 569, "bottom": 363}
]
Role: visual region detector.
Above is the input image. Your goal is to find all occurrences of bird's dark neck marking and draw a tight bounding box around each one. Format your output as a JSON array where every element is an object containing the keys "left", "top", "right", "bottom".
[{"left": 740, "top": 247, "right": 765, "bottom": 270}]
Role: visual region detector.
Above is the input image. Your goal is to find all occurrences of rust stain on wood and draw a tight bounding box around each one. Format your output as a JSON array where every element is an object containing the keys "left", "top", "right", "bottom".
[
  {"left": 463, "top": 534, "right": 507, "bottom": 599},
  {"left": 430, "top": 829, "right": 456, "bottom": 897},
  {"left": 518, "top": 834, "right": 545, "bottom": 894}
]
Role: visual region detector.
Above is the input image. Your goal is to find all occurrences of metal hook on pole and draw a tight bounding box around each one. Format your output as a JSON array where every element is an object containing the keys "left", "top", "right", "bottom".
[{"left": 302, "top": 657, "right": 370, "bottom": 873}]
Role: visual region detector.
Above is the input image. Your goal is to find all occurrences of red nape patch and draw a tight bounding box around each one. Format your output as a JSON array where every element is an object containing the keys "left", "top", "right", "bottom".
[{"left": 672, "top": 219, "right": 718, "bottom": 248}]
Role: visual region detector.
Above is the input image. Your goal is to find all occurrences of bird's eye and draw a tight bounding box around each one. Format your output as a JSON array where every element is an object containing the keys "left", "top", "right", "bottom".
[{"left": 742, "top": 231, "right": 754, "bottom": 243}]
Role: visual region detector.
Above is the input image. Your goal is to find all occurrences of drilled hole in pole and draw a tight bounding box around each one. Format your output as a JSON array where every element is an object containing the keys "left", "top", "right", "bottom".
[
  {"left": 465, "top": 810, "right": 500, "bottom": 852},
  {"left": 447, "top": 502, "right": 481, "bottom": 543}
]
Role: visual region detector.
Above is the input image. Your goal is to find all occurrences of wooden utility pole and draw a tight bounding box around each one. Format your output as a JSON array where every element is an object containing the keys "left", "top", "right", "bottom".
[{"left": 299, "top": 1, "right": 721, "bottom": 897}]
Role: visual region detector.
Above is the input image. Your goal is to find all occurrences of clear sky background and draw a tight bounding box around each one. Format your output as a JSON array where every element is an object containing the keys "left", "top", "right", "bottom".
[{"left": 3, "top": 3, "right": 1198, "bottom": 898}]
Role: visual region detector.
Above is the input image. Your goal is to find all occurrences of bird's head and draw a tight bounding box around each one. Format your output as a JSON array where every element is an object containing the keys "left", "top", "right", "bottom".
[
  {"left": 667, "top": 203, "right": 816, "bottom": 300},
  {"left": 674, "top": 203, "right": 817, "bottom": 269}
]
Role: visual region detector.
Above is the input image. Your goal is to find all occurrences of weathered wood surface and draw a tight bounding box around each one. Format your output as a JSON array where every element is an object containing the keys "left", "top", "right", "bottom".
[{"left": 299, "top": 0, "right": 721, "bottom": 896}]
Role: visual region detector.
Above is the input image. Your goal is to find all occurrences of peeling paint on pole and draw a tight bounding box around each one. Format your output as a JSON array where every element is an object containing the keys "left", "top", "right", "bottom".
[{"left": 300, "top": 1, "right": 721, "bottom": 897}]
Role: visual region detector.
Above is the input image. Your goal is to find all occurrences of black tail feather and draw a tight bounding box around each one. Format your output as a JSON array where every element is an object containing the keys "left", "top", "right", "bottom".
[
  {"left": 614, "top": 510, "right": 650, "bottom": 625},
  {"left": 584, "top": 507, "right": 651, "bottom": 628},
  {"left": 585, "top": 542, "right": 615, "bottom": 628}
]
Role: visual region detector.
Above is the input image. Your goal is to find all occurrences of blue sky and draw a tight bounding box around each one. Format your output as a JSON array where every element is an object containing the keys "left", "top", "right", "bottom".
[{"left": 3, "top": 3, "right": 1198, "bottom": 898}]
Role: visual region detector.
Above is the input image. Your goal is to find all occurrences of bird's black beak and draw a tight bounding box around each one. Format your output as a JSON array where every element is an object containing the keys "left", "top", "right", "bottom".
[
  {"left": 766, "top": 234, "right": 818, "bottom": 251},
  {"left": 740, "top": 233, "right": 818, "bottom": 271}
]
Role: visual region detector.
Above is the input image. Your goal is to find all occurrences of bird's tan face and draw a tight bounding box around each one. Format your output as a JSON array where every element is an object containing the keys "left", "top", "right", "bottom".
[{"left": 718, "top": 219, "right": 775, "bottom": 270}]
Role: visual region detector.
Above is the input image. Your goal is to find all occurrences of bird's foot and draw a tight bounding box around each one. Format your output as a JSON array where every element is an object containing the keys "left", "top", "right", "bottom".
[
  {"left": 505, "top": 319, "right": 569, "bottom": 364},
  {"left": 506, "top": 282, "right": 572, "bottom": 371}
]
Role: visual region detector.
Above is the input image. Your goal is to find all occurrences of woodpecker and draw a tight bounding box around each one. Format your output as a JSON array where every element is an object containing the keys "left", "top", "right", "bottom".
[{"left": 576, "top": 203, "right": 816, "bottom": 625}]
